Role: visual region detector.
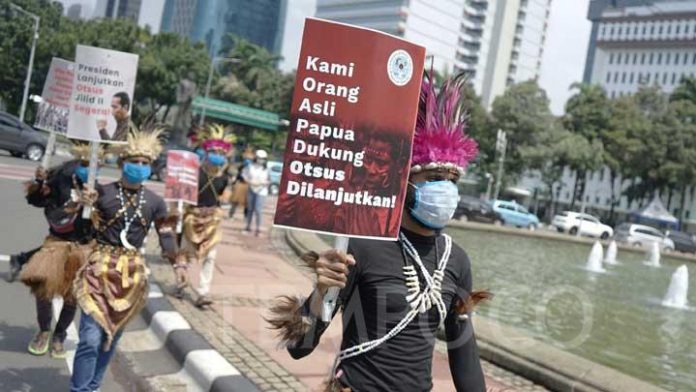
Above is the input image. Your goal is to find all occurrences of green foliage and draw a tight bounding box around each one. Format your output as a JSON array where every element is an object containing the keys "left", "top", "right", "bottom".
[
  {"left": 0, "top": 0, "right": 214, "bottom": 123},
  {"left": 670, "top": 76, "right": 696, "bottom": 103},
  {"left": 212, "top": 34, "right": 295, "bottom": 153},
  {"left": 563, "top": 83, "right": 611, "bottom": 141},
  {"left": 490, "top": 80, "right": 554, "bottom": 181},
  {"left": 135, "top": 32, "right": 210, "bottom": 112}
]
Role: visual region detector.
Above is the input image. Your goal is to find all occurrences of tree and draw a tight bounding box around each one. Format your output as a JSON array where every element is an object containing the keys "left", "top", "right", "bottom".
[
  {"left": 603, "top": 96, "right": 649, "bottom": 221},
  {"left": 212, "top": 35, "right": 295, "bottom": 154},
  {"left": 668, "top": 78, "right": 696, "bottom": 223},
  {"left": 518, "top": 122, "right": 575, "bottom": 220},
  {"left": 135, "top": 32, "right": 210, "bottom": 119},
  {"left": 563, "top": 83, "right": 610, "bottom": 208},
  {"left": 490, "top": 80, "right": 554, "bottom": 187},
  {"left": 0, "top": 0, "right": 64, "bottom": 114},
  {"left": 670, "top": 75, "right": 696, "bottom": 103}
]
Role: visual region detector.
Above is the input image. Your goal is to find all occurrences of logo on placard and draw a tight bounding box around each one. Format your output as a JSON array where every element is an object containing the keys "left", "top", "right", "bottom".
[{"left": 387, "top": 50, "right": 413, "bottom": 86}]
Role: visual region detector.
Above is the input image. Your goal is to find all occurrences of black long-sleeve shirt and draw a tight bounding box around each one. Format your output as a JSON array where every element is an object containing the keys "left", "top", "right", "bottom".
[
  {"left": 26, "top": 160, "right": 93, "bottom": 243},
  {"left": 289, "top": 229, "right": 486, "bottom": 391},
  {"left": 197, "top": 168, "right": 228, "bottom": 207},
  {"left": 95, "top": 182, "right": 177, "bottom": 256}
]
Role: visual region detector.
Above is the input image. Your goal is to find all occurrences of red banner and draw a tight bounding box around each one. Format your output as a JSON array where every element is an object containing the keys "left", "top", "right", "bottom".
[
  {"left": 164, "top": 150, "right": 200, "bottom": 205},
  {"left": 274, "top": 18, "right": 425, "bottom": 240},
  {"left": 35, "top": 58, "right": 74, "bottom": 134}
]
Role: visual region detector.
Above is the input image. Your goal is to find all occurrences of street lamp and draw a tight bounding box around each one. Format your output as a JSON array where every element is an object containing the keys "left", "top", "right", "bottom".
[
  {"left": 9, "top": 3, "right": 40, "bottom": 123},
  {"left": 198, "top": 57, "right": 241, "bottom": 126}
]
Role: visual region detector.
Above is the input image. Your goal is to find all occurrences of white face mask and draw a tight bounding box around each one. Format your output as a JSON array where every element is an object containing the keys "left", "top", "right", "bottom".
[{"left": 409, "top": 181, "right": 460, "bottom": 230}]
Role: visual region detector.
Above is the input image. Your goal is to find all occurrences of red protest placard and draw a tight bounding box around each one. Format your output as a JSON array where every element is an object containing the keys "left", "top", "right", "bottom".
[
  {"left": 274, "top": 18, "right": 425, "bottom": 240},
  {"left": 35, "top": 58, "right": 74, "bottom": 134},
  {"left": 164, "top": 150, "right": 200, "bottom": 205}
]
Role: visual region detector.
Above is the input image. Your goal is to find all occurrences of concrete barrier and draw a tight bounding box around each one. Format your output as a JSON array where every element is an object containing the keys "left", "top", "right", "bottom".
[{"left": 449, "top": 220, "right": 696, "bottom": 263}]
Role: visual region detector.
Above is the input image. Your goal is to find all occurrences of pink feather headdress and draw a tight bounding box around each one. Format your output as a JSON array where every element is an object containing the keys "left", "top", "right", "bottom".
[
  {"left": 411, "top": 72, "right": 478, "bottom": 175},
  {"left": 198, "top": 124, "right": 236, "bottom": 152}
]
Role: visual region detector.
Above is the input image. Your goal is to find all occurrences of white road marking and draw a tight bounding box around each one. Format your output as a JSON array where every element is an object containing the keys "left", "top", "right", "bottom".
[
  {"left": 52, "top": 297, "right": 78, "bottom": 374},
  {"left": 0, "top": 254, "right": 9, "bottom": 262}
]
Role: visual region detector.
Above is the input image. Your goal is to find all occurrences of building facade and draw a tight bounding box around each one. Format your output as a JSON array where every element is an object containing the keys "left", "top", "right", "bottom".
[
  {"left": 161, "top": 0, "right": 287, "bottom": 57},
  {"left": 105, "top": 0, "right": 142, "bottom": 20},
  {"left": 67, "top": 4, "right": 83, "bottom": 19},
  {"left": 517, "top": 0, "right": 696, "bottom": 227},
  {"left": 316, "top": 0, "right": 552, "bottom": 108},
  {"left": 584, "top": 0, "right": 696, "bottom": 98}
]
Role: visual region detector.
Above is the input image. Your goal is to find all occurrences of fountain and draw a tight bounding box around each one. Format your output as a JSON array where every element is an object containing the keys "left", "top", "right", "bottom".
[
  {"left": 604, "top": 240, "right": 618, "bottom": 265},
  {"left": 662, "top": 265, "right": 689, "bottom": 309},
  {"left": 585, "top": 241, "right": 606, "bottom": 273},
  {"left": 644, "top": 241, "right": 661, "bottom": 267}
]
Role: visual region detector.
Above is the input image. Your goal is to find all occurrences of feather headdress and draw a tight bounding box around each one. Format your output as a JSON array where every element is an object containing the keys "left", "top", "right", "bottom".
[
  {"left": 411, "top": 72, "right": 478, "bottom": 175},
  {"left": 198, "top": 123, "right": 236, "bottom": 152},
  {"left": 70, "top": 142, "right": 104, "bottom": 161},
  {"left": 114, "top": 124, "right": 164, "bottom": 161}
]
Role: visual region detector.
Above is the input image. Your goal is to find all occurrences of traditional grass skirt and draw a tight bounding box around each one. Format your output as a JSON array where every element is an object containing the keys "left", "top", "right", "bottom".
[
  {"left": 20, "top": 236, "right": 92, "bottom": 303},
  {"left": 73, "top": 244, "right": 148, "bottom": 350},
  {"left": 230, "top": 182, "right": 248, "bottom": 206},
  {"left": 182, "top": 206, "right": 224, "bottom": 260}
]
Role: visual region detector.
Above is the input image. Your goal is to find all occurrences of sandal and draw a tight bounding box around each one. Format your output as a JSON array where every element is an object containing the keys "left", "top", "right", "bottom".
[{"left": 28, "top": 331, "right": 51, "bottom": 356}]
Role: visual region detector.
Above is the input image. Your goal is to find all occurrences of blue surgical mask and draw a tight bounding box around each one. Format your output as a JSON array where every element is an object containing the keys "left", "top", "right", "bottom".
[
  {"left": 195, "top": 148, "right": 205, "bottom": 161},
  {"left": 207, "top": 153, "right": 227, "bottom": 167},
  {"left": 409, "top": 181, "right": 460, "bottom": 230},
  {"left": 123, "top": 162, "right": 151, "bottom": 184},
  {"left": 75, "top": 166, "right": 89, "bottom": 183}
]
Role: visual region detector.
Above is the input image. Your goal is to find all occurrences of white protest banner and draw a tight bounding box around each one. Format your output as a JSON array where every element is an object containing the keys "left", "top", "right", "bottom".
[{"left": 68, "top": 45, "right": 138, "bottom": 144}]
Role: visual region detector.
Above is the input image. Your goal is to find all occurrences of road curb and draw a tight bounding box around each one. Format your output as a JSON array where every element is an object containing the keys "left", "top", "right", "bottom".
[{"left": 139, "top": 283, "right": 261, "bottom": 392}]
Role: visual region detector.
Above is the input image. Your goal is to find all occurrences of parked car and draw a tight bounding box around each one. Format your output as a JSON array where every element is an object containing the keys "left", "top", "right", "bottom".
[
  {"left": 0, "top": 111, "right": 48, "bottom": 161},
  {"left": 666, "top": 230, "right": 696, "bottom": 254},
  {"left": 614, "top": 223, "right": 675, "bottom": 251},
  {"left": 453, "top": 196, "right": 503, "bottom": 224},
  {"left": 491, "top": 200, "right": 540, "bottom": 229},
  {"left": 552, "top": 211, "right": 614, "bottom": 239},
  {"left": 267, "top": 161, "right": 283, "bottom": 195}
]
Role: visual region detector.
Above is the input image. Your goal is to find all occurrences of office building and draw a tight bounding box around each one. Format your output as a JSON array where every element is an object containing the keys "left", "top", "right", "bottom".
[
  {"left": 316, "top": 0, "right": 552, "bottom": 108},
  {"left": 584, "top": 0, "right": 696, "bottom": 98},
  {"left": 518, "top": 0, "right": 696, "bottom": 225},
  {"left": 162, "top": 0, "right": 287, "bottom": 56}
]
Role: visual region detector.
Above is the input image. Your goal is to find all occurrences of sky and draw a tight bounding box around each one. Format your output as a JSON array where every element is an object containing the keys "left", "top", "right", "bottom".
[
  {"left": 278, "top": 0, "right": 317, "bottom": 72},
  {"left": 538, "top": 0, "right": 592, "bottom": 114}
]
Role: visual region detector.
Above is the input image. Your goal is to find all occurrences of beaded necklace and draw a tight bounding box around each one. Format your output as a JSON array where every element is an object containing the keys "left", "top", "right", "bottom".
[
  {"left": 116, "top": 182, "right": 147, "bottom": 250},
  {"left": 330, "top": 232, "right": 452, "bottom": 380}
]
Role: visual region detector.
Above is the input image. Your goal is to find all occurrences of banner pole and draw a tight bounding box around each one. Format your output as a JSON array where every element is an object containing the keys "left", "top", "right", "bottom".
[
  {"left": 81, "top": 141, "right": 99, "bottom": 219},
  {"left": 41, "top": 130, "right": 56, "bottom": 169},
  {"left": 322, "top": 235, "right": 349, "bottom": 322}
]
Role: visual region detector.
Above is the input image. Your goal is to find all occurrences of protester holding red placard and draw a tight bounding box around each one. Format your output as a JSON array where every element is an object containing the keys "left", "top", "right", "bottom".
[
  {"left": 269, "top": 73, "right": 490, "bottom": 392},
  {"left": 178, "top": 124, "right": 234, "bottom": 307}
]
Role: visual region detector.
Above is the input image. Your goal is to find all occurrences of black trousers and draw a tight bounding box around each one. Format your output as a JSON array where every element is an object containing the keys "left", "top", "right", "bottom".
[
  {"left": 15, "top": 246, "right": 41, "bottom": 267},
  {"left": 36, "top": 297, "right": 77, "bottom": 342}
]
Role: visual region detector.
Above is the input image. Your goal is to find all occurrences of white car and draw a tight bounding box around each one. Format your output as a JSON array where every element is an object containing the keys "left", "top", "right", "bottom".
[
  {"left": 614, "top": 223, "right": 675, "bottom": 251},
  {"left": 552, "top": 211, "right": 614, "bottom": 239}
]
